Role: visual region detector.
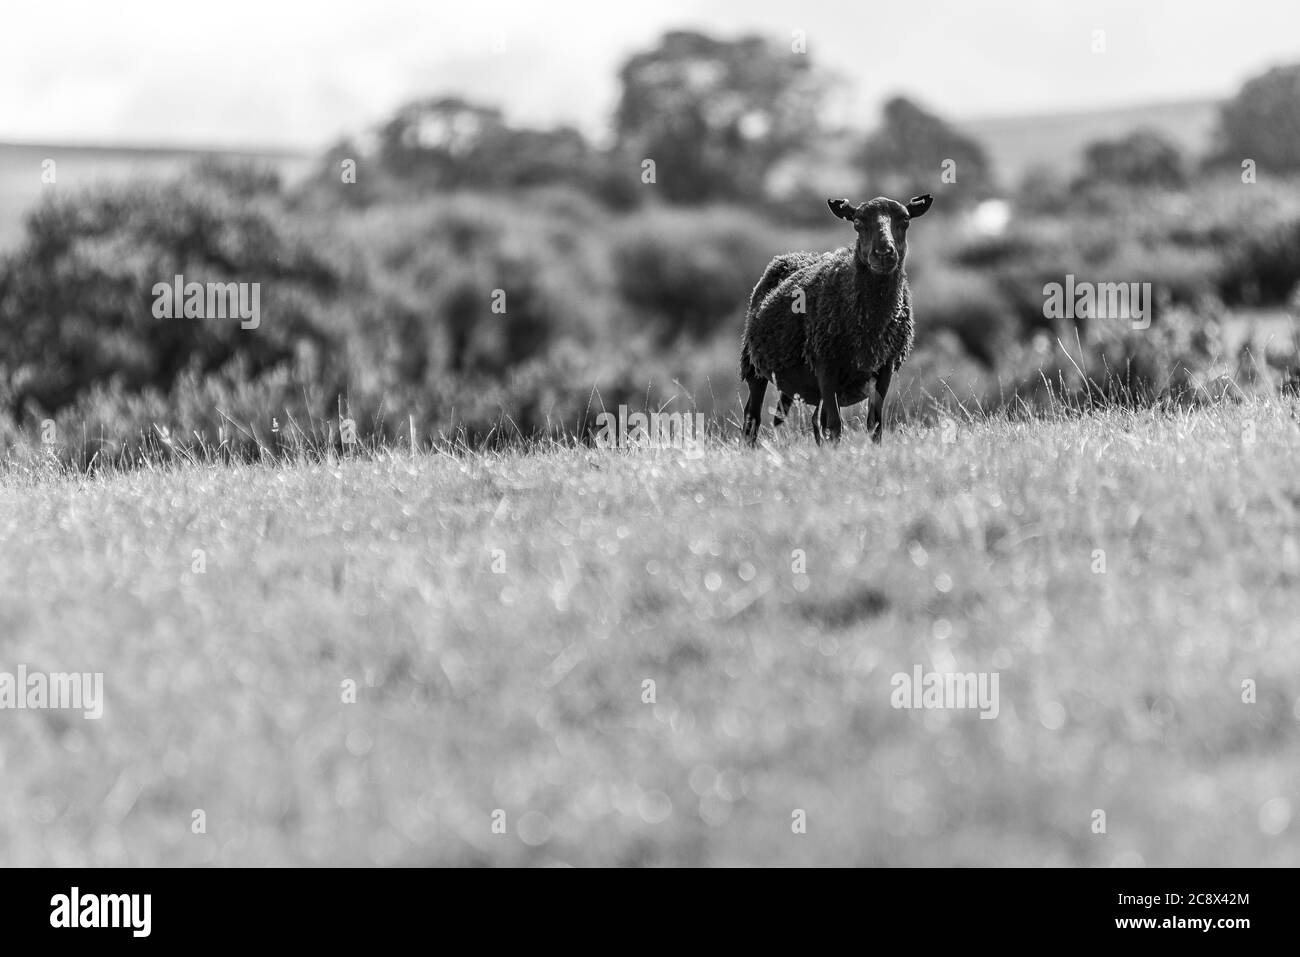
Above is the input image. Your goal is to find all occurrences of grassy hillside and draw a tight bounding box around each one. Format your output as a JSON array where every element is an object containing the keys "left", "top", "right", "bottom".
[{"left": 2, "top": 400, "right": 1298, "bottom": 865}]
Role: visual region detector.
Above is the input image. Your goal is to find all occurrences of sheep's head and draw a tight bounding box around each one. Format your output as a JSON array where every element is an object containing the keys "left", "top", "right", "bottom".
[{"left": 827, "top": 194, "right": 933, "bottom": 275}]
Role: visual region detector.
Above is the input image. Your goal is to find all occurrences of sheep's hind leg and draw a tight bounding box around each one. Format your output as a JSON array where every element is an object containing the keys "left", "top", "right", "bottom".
[
  {"left": 743, "top": 374, "right": 768, "bottom": 446},
  {"left": 867, "top": 365, "right": 893, "bottom": 444},
  {"left": 815, "top": 372, "right": 843, "bottom": 445}
]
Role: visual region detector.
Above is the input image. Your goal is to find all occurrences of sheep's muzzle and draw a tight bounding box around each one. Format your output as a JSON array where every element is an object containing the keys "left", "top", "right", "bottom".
[{"left": 865, "top": 248, "right": 899, "bottom": 274}]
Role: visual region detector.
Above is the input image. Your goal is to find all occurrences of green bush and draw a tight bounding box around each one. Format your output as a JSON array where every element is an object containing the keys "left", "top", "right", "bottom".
[
  {"left": 612, "top": 206, "right": 785, "bottom": 343},
  {"left": 341, "top": 190, "right": 621, "bottom": 381},
  {"left": 914, "top": 266, "right": 1019, "bottom": 365},
  {"left": 1076, "top": 129, "right": 1188, "bottom": 190},
  {"left": 1217, "top": 218, "right": 1300, "bottom": 306},
  {"left": 0, "top": 176, "right": 344, "bottom": 422}
]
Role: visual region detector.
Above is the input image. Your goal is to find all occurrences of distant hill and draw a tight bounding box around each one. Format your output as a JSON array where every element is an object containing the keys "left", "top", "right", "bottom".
[
  {"left": 0, "top": 143, "right": 312, "bottom": 250},
  {"left": 0, "top": 99, "right": 1223, "bottom": 248},
  {"left": 956, "top": 98, "right": 1221, "bottom": 189}
]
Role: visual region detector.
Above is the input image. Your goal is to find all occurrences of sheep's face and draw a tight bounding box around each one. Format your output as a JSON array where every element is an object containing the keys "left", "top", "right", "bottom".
[{"left": 828, "top": 194, "right": 933, "bottom": 275}]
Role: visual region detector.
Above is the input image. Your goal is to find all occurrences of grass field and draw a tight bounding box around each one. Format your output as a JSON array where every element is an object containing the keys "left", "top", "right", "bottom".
[{"left": 2, "top": 398, "right": 1298, "bottom": 866}]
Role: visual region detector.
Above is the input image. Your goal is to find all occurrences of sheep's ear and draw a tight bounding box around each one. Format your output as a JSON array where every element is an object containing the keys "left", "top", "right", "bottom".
[
  {"left": 906, "top": 194, "right": 934, "bottom": 218},
  {"left": 827, "top": 199, "right": 856, "bottom": 221}
]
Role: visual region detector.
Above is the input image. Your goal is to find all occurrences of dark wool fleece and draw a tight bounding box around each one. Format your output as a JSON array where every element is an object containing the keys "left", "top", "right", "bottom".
[{"left": 741, "top": 247, "right": 914, "bottom": 382}]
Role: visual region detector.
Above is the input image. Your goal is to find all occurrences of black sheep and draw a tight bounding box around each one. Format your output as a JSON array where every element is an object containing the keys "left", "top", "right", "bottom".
[{"left": 740, "top": 194, "right": 933, "bottom": 444}]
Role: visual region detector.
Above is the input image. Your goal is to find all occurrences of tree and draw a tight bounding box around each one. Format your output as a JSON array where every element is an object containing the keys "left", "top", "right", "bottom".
[
  {"left": 860, "top": 97, "right": 993, "bottom": 203},
  {"left": 1217, "top": 63, "right": 1300, "bottom": 173},
  {"left": 376, "top": 97, "right": 513, "bottom": 189},
  {"left": 367, "top": 96, "right": 616, "bottom": 199},
  {"left": 614, "top": 30, "right": 826, "bottom": 204},
  {"left": 1078, "top": 128, "right": 1187, "bottom": 189}
]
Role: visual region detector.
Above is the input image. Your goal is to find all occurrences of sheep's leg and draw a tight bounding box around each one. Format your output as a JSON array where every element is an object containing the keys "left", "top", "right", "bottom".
[
  {"left": 772, "top": 392, "right": 794, "bottom": 427},
  {"left": 743, "top": 375, "right": 768, "bottom": 446},
  {"left": 868, "top": 365, "right": 893, "bottom": 444},
  {"left": 815, "top": 373, "right": 842, "bottom": 444}
]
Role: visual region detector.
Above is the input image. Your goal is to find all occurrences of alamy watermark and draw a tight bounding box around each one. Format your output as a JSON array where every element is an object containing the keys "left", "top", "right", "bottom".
[
  {"left": 152, "top": 274, "right": 260, "bottom": 329},
  {"left": 0, "top": 666, "right": 103, "bottom": 719},
  {"left": 594, "top": 405, "right": 705, "bottom": 452},
  {"left": 891, "top": 665, "right": 999, "bottom": 719},
  {"left": 50, "top": 888, "right": 150, "bottom": 937},
  {"left": 1043, "top": 274, "right": 1151, "bottom": 330}
]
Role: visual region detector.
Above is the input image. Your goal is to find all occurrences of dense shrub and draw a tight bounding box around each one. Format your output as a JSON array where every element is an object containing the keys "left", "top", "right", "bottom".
[
  {"left": 1217, "top": 218, "right": 1300, "bottom": 306},
  {"left": 612, "top": 206, "right": 781, "bottom": 343},
  {"left": 1085, "top": 305, "right": 1224, "bottom": 403},
  {"left": 950, "top": 231, "right": 1046, "bottom": 271},
  {"left": 341, "top": 190, "right": 621, "bottom": 382},
  {"left": 1077, "top": 129, "right": 1188, "bottom": 190},
  {"left": 36, "top": 360, "right": 322, "bottom": 466},
  {"left": 0, "top": 177, "right": 344, "bottom": 422},
  {"left": 1016, "top": 165, "right": 1072, "bottom": 215},
  {"left": 913, "top": 267, "right": 1017, "bottom": 366}
]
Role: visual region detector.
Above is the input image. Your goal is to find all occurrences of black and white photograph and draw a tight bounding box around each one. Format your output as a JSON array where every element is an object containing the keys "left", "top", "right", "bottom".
[{"left": 0, "top": 0, "right": 1294, "bottom": 923}]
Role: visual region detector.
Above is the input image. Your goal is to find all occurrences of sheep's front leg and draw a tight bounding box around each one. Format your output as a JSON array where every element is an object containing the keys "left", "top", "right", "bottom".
[
  {"left": 815, "top": 371, "right": 842, "bottom": 444},
  {"left": 867, "top": 365, "right": 893, "bottom": 444},
  {"left": 743, "top": 374, "right": 768, "bottom": 446}
]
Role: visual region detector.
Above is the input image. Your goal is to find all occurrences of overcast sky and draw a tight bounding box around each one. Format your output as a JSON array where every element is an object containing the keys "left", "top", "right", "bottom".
[{"left": 2, "top": 0, "right": 1296, "bottom": 149}]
